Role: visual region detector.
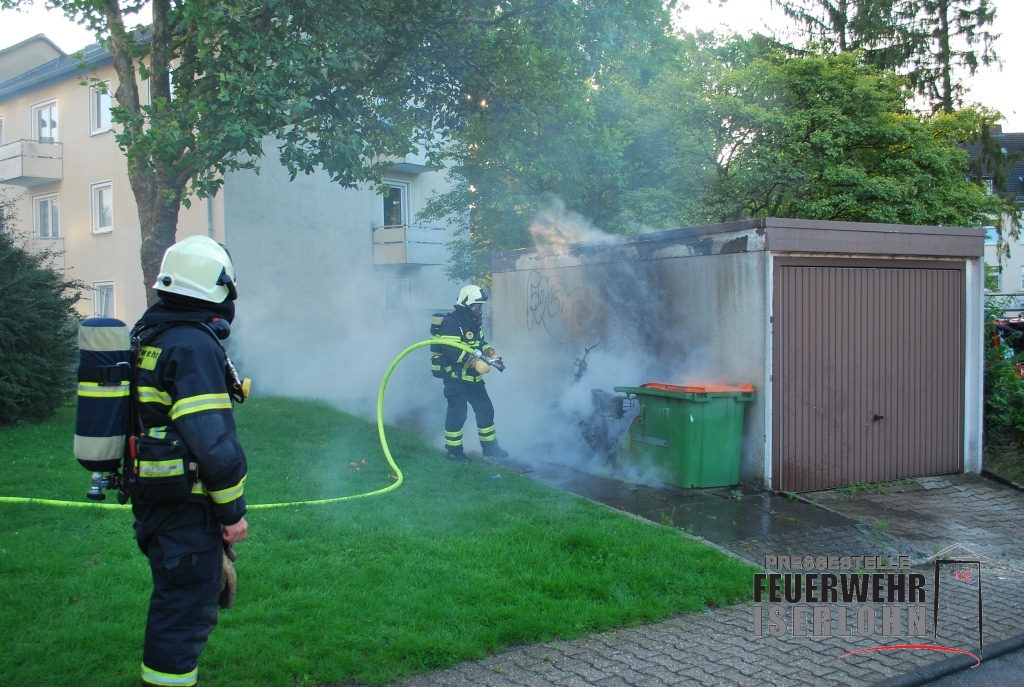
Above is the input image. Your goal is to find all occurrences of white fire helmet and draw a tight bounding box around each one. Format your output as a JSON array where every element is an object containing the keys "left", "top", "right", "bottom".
[
  {"left": 154, "top": 235, "right": 237, "bottom": 303},
  {"left": 457, "top": 285, "right": 488, "bottom": 307}
]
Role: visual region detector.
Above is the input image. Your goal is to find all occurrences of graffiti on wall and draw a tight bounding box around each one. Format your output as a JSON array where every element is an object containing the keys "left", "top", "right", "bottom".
[{"left": 526, "top": 271, "right": 595, "bottom": 345}]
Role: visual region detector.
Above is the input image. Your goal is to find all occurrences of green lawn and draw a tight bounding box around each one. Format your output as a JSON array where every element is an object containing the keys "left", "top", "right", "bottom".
[{"left": 0, "top": 397, "right": 757, "bottom": 686}]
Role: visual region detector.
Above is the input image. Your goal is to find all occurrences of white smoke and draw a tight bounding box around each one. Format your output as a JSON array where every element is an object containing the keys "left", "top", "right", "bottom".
[
  {"left": 484, "top": 197, "right": 722, "bottom": 488},
  {"left": 528, "top": 197, "right": 625, "bottom": 257},
  {"left": 230, "top": 185, "right": 736, "bottom": 491}
]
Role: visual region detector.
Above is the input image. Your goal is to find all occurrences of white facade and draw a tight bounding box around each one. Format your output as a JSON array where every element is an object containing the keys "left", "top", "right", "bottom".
[
  {"left": 980, "top": 130, "right": 1024, "bottom": 314},
  {"left": 985, "top": 227, "right": 1024, "bottom": 314}
]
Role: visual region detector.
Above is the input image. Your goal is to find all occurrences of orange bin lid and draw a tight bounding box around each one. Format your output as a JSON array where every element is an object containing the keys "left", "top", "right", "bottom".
[{"left": 640, "top": 382, "right": 755, "bottom": 394}]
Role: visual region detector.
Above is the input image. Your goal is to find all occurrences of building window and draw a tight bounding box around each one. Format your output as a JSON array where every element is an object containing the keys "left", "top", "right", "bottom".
[
  {"left": 984, "top": 226, "right": 998, "bottom": 244},
  {"left": 1020, "top": 268, "right": 1024, "bottom": 292},
  {"left": 34, "top": 194, "right": 60, "bottom": 239},
  {"left": 91, "top": 181, "right": 113, "bottom": 234},
  {"left": 382, "top": 182, "right": 408, "bottom": 227},
  {"left": 92, "top": 282, "right": 115, "bottom": 317},
  {"left": 32, "top": 99, "right": 58, "bottom": 143},
  {"left": 90, "top": 81, "right": 112, "bottom": 134}
]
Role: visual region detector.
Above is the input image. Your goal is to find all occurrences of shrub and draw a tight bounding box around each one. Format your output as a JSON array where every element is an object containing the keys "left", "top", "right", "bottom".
[
  {"left": 983, "top": 296, "right": 1024, "bottom": 435},
  {"left": 0, "top": 195, "right": 83, "bottom": 425}
]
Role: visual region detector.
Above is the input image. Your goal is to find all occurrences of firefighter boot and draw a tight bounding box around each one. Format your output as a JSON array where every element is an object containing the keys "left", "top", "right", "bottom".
[
  {"left": 482, "top": 442, "right": 509, "bottom": 459},
  {"left": 446, "top": 446, "right": 470, "bottom": 463}
]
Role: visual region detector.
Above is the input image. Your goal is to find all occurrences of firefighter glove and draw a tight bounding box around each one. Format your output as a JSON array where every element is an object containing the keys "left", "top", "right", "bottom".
[
  {"left": 220, "top": 548, "right": 238, "bottom": 609},
  {"left": 472, "top": 358, "right": 491, "bottom": 374}
]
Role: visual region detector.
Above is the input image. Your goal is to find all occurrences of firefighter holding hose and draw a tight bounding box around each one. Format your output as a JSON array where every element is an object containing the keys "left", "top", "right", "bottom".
[
  {"left": 437, "top": 285, "right": 510, "bottom": 462},
  {"left": 131, "top": 236, "right": 249, "bottom": 687}
]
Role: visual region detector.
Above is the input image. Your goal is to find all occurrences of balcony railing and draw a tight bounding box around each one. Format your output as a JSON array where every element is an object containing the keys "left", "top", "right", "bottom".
[
  {"left": 986, "top": 292, "right": 1024, "bottom": 319},
  {"left": 0, "top": 139, "right": 63, "bottom": 186},
  {"left": 373, "top": 224, "right": 447, "bottom": 266}
]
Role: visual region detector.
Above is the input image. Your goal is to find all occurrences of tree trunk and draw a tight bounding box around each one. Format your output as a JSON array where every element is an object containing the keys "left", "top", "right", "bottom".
[
  {"left": 837, "top": 0, "right": 849, "bottom": 52},
  {"left": 937, "top": 0, "right": 953, "bottom": 113},
  {"left": 131, "top": 172, "right": 184, "bottom": 308}
]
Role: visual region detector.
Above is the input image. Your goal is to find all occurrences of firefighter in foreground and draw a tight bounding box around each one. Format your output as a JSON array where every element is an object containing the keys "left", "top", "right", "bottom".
[
  {"left": 132, "top": 236, "right": 249, "bottom": 687},
  {"left": 437, "top": 285, "right": 510, "bottom": 461}
]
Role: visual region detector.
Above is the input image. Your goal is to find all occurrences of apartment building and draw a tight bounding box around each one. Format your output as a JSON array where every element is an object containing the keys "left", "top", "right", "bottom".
[
  {"left": 978, "top": 129, "right": 1024, "bottom": 302},
  {"left": 0, "top": 35, "right": 221, "bottom": 322},
  {"left": 1, "top": 34, "right": 463, "bottom": 411}
]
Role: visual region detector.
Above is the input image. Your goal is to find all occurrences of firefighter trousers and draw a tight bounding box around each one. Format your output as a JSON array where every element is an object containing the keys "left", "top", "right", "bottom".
[
  {"left": 137, "top": 502, "right": 223, "bottom": 687},
  {"left": 443, "top": 378, "right": 496, "bottom": 449}
]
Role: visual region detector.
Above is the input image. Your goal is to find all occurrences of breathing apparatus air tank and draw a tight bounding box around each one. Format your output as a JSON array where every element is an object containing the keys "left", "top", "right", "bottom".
[{"left": 74, "top": 317, "right": 132, "bottom": 499}]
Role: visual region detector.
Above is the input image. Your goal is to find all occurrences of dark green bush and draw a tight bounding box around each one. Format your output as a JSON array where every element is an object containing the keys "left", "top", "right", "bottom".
[
  {"left": 983, "top": 304, "right": 1024, "bottom": 436},
  {"left": 0, "top": 196, "right": 83, "bottom": 425}
]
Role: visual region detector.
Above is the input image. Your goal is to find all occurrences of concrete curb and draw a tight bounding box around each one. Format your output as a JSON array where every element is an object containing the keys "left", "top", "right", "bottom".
[
  {"left": 872, "top": 632, "right": 1024, "bottom": 686},
  {"left": 981, "top": 468, "right": 1024, "bottom": 493}
]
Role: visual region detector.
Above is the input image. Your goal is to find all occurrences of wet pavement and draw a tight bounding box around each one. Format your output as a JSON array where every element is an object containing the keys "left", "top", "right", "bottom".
[
  {"left": 370, "top": 461, "right": 1024, "bottom": 687},
  {"left": 507, "top": 460, "right": 856, "bottom": 542}
]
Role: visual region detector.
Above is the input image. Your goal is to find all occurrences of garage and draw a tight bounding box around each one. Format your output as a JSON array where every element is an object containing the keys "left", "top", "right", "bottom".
[
  {"left": 491, "top": 218, "right": 984, "bottom": 491},
  {"left": 772, "top": 258, "right": 966, "bottom": 491}
]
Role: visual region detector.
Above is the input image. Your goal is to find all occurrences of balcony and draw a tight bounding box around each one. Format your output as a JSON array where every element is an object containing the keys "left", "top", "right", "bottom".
[
  {"left": 373, "top": 224, "right": 447, "bottom": 266},
  {"left": 386, "top": 149, "right": 429, "bottom": 174},
  {"left": 0, "top": 139, "right": 63, "bottom": 186}
]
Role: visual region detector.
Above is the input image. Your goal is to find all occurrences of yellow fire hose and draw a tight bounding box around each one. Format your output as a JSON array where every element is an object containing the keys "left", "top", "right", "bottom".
[
  {"left": 251, "top": 338, "right": 476, "bottom": 509},
  {"left": 0, "top": 339, "right": 477, "bottom": 510}
]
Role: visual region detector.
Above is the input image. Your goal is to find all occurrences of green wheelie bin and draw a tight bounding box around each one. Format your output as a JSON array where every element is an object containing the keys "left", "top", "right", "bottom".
[{"left": 613, "top": 382, "right": 755, "bottom": 488}]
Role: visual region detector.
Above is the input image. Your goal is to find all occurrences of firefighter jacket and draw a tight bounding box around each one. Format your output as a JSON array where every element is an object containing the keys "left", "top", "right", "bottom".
[
  {"left": 438, "top": 304, "right": 490, "bottom": 383},
  {"left": 132, "top": 311, "right": 247, "bottom": 527}
]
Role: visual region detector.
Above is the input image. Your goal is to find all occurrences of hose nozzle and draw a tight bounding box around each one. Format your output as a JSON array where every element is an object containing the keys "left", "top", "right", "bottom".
[{"left": 474, "top": 349, "right": 505, "bottom": 372}]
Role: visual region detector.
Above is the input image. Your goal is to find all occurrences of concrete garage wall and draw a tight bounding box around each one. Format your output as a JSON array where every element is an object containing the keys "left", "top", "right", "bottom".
[
  {"left": 491, "top": 224, "right": 771, "bottom": 485},
  {"left": 654, "top": 252, "right": 769, "bottom": 481}
]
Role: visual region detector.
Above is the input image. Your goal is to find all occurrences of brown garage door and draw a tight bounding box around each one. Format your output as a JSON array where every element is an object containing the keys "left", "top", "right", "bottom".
[{"left": 772, "top": 258, "right": 964, "bottom": 492}]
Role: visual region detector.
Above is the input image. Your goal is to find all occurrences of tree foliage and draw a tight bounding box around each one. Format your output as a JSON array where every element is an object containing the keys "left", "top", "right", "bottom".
[
  {"left": 0, "top": 195, "right": 83, "bottom": 425},
  {"left": 424, "top": 24, "right": 1011, "bottom": 279},
  {"left": 770, "top": 0, "right": 908, "bottom": 64},
  {"left": 769, "top": 0, "right": 999, "bottom": 113},
  {"left": 1, "top": 0, "right": 676, "bottom": 301},
  {"left": 419, "top": 1, "right": 679, "bottom": 281},
  {"left": 611, "top": 33, "right": 763, "bottom": 228},
  {"left": 906, "top": 0, "right": 999, "bottom": 114},
  {"left": 691, "top": 49, "right": 1006, "bottom": 224}
]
